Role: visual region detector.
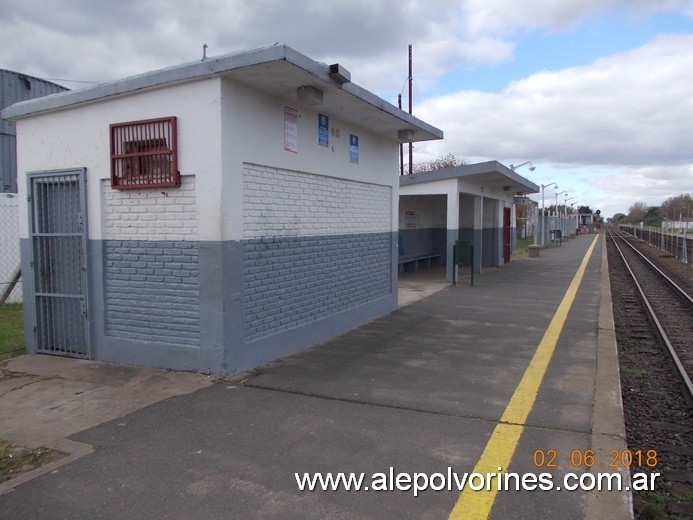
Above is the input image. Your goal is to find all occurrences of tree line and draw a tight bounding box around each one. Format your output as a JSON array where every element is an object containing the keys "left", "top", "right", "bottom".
[{"left": 611, "top": 194, "right": 692, "bottom": 226}]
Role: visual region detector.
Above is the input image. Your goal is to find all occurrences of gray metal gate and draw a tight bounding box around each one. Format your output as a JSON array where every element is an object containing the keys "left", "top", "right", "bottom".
[{"left": 28, "top": 168, "right": 89, "bottom": 357}]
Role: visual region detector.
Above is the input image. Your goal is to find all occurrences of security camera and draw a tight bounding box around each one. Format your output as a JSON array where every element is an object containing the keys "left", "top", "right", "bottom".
[{"left": 529, "top": 166, "right": 536, "bottom": 171}]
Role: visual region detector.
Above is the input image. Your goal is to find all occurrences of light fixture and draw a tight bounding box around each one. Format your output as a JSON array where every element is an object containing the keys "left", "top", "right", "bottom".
[
  {"left": 329, "top": 63, "right": 351, "bottom": 85},
  {"left": 297, "top": 86, "right": 323, "bottom": 105},
  {"left": 397, "top": 129, "right": 415, "bottom": 142},
  {"left": 510, "top": 161, "right": 536, "bottom": 171}
]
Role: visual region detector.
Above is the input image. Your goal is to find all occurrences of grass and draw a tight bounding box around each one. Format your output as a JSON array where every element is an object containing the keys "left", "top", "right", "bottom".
[
  {"left": 513, "top": 236, "right": 536, "bottom": 256},
  {"left": 0, "top": 439, "right": 66, "bottom": 482},
  {"left": 620, "top": 365, "right": 646, "bottom": 378},
  {"left": 0, "top": 303, "right": 25, "bottom": 361}
]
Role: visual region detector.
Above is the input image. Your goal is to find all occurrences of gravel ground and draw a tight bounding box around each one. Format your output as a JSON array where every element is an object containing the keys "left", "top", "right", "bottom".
[{"left": 606, "top": 234, "right": 693, "bottom": 519}]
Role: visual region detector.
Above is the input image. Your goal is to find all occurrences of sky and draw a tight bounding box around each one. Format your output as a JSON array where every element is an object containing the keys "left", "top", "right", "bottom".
[{"left": 1, "top": 0, "right": 692, "bottom": 218}]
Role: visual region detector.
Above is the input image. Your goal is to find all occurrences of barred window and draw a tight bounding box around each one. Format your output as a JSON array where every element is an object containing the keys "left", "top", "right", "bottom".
[{"left": 110, "top": 117, "right": 179, "bottom": 189}]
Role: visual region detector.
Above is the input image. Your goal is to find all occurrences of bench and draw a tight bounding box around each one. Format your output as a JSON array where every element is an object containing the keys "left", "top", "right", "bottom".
[{"left": 398, "top": 253, "right": 443, "bottom": 274}]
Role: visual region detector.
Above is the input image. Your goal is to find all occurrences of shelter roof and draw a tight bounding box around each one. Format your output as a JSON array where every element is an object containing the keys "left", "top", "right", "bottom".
[{"left": 400, "top": 160, "right": 539, "bottom": 195}]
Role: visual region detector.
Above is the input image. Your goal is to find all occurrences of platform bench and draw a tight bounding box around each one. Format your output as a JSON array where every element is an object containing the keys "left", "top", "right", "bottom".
[{"left": 398, "top": 254, "right": 443, "bottom": 274}]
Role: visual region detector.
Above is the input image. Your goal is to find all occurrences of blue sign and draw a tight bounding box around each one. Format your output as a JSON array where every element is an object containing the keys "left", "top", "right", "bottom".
[
  {"left": 318, "top": 113, "right": 329, "bottom": 147},
  {"left": 349, "top": 134, "right": 359, "bottom": 163}
]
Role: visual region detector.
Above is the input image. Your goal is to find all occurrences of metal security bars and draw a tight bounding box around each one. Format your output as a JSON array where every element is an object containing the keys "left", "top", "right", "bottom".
[
  {"left": 110, "top": 116, "right": 179, "bottom": 189},
  {"left": 28, "top": 169, "right": 89, "bottom": 357}
]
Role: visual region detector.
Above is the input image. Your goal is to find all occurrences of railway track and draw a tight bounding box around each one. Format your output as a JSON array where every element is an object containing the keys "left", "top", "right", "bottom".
[
  {"left": 607, "top": 227, "right": 693, "bottom": 402},
  {"left": 607, "top": 227, "right": 693, "bottom": 518}
]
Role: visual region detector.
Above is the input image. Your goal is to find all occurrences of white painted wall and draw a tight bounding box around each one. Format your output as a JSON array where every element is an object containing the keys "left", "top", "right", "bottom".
[
  {"left": 399, "top": 195, "right": 446, "bottom": 229},
  {"left": 14, "top": 79, "right": 223, "bottom": 241},
  {"left": 220, "top": 79, "right": 399, "bottom": 242},
  {"left": 15, "top": 75, "right": 403, "bottom": 244},
  {"left": 102, "top": 176, "right": 198, "bottom": 241},
  {"left": 243, "top": 164, "right": 390, "bottom": 238}
]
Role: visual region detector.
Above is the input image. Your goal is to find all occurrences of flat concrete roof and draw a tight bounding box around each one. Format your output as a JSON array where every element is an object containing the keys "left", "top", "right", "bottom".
[
  {"left": 1, "top": 44, "right": 443, "bottom": 144},
  {"left": 400, "top": 160, "right": 540, "bottom": 195}
]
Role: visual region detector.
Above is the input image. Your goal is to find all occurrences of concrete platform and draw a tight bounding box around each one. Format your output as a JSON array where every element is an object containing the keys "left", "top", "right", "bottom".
[
  {"left": 397, "top": 265, "right": 450, "bottom": 308},
  {"left": 0, "top": 235, "right": 630, "bottom": 519}
]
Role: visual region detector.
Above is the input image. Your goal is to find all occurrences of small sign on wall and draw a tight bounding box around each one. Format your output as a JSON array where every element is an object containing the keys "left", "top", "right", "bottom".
[
  {"left": 318, "top": 113, "right": 329, "bottom": 147},
  {"left": 349, "top": 134, "right": 359, "bottom": 163},
  {"left": 405, "top": 210, "right": 417, "bottom": 228},
  {"left": 284, "top": 106, "right": 298, "bottom": 153}
]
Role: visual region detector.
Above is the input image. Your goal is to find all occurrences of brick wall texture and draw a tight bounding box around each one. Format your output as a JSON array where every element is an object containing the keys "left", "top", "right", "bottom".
[
  {"left": 102, "top": 176, "right": 200, "bottom": 346},
  {"left": 242, "top": 164, "right": 392, "bottom": 342},
  {"left": 102, "top": 176, "right": 198, "bottom": 242}
]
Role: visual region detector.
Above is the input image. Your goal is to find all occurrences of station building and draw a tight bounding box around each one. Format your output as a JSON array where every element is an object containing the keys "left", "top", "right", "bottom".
[{"left": 2, "top": 45, "right": 442, "bottom": 375}]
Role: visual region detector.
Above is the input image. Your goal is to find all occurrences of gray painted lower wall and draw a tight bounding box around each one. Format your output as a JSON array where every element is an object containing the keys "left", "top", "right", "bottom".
[
  {"left": 20, "top": 231, "right": 397, "bottom": 375},
  {"left": 456, "top": 227, "right": 505, "bottom": 274},
  {"left": 243, "top": 232, "right": 391, "bottom": 342},
  {"left": 398, "top": 227, "right": 447, "bottom": 261}
]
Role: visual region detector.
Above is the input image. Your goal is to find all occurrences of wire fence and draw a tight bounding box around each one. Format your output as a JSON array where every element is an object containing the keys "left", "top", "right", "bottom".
[
  {"left": 619, "top": 223, "right": 691, "bottom": 265},
  {"left": 0, "top": 193, "right": 22, "bottom": 304}
]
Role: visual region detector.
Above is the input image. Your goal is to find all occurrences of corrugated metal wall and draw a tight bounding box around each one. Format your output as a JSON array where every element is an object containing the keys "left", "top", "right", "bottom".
[{"left": 1, "top": 70, "right": 68, "bottom": 192}]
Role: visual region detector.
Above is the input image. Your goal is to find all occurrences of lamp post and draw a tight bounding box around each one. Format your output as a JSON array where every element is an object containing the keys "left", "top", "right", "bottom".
[
  {"left": 540, "top": 182, "right": 557, "bottom": 246},
  {"left": 555, "top": 191, "right": 568, "bottom": 215},
  {"left": 564, "top": 197, "right": 575, "bottom": 237},
  {"left": 554, "top": 191, "right": 567, "bottom": 244},
  {"left": 510, "top": 161, "right": 538, "bottom": 245}
]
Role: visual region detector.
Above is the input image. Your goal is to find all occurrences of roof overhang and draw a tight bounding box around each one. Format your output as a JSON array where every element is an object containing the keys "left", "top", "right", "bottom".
[
  {"left": 400, "top": 160, "right": 540, "bottom": 195},
  {"left": 1, "top": 44, "right": 442, "bottom": 144}
]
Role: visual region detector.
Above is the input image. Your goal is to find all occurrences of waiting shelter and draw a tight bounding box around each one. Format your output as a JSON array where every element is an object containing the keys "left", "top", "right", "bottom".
[{"left": 399, "top": 161, "right": 539, "bottom": 282}]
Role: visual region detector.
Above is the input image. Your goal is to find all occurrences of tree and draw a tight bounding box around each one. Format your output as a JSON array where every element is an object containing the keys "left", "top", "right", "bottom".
[
  {"left": 643, "top": 206, "right": 662, "bottom": 227},
  {"left": 577, "top": 205, "right": 592, "bottom": 214},
  {"left": 627, "top": 202, "right": 648, "bottom": 223},
  {"left": 660, "top": 193, "right": 692, "bottom": 220},
  {"left": 611, "top": 213, "right": 627, "bottom": 223},
  {"left": 411, "top": 153, "right": 467, "bottom": 174}
]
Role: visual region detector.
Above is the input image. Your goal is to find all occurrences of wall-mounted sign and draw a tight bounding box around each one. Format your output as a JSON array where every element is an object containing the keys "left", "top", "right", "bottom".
[
  {"left": 349, "top": 134, "right": 359, "bottom": 163},
  {"left": 284, "top": 106, "right": 298, "bottom": 153},
  {"left": 318, "top": 113, "right": 329, "bottom": 147},
  {"left": 405, "top": 210, "right": 417, "bottom": 228}
]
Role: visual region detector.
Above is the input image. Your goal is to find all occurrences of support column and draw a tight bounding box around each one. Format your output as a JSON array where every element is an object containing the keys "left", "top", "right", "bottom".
[
  {"left": 446, "top": 191, "right": 459, "bottom": 283},
  {"left": 473, "top": 195, "right": 483, "bottom": 274}
]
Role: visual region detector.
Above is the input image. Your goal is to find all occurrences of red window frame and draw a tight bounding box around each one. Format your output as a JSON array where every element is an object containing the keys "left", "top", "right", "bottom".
[{"left": 110, "top": 116, "right": 180, "bottom": 189}]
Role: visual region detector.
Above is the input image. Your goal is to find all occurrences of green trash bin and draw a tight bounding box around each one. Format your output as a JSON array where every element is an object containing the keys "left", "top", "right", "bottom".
[{"left": 454, "top": 240, "right": 474, "bottom": 286}]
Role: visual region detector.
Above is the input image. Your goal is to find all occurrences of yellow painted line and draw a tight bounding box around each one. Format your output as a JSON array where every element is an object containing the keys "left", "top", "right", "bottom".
[{"left": 449, "top": 235, "right": 600, "bottom": 520}]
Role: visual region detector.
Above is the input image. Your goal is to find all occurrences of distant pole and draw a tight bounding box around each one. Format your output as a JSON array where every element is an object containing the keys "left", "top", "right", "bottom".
[
  {"left": 398, "top": 94, "right": 404, "bottom": 176},
  {"left": 408, "top": 44, "right": 413, "bottom": 175}
]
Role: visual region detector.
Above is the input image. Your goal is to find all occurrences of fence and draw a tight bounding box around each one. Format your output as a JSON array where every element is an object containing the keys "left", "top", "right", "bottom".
[
  {"left": 536, "top": 213, "right": 581, "bottom": 247},
  {"left": 619, "top": 224, "right": 691, "bottom": 265},
  {"left": 0, "top": 193, "right": 22, "bottom": 304}
]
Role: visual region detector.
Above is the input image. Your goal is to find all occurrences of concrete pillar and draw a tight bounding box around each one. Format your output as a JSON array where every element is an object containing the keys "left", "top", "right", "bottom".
[
  {"left": 473, "top": 195, "right": 483, "bottom": 274},
  {"left": 446, "top": 190, "right": 459, "bottom": 283},
  {"left": 494, "top": 200, "right": 503, "bottom": 267}
]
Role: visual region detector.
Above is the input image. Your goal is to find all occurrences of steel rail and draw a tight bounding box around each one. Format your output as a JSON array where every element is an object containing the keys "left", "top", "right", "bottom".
[{"left": 608, "top": 228, "right": 693, "bottom": 403}]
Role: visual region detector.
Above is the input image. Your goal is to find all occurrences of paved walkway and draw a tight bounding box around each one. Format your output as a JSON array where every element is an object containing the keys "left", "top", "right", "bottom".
[{"left": 0, "top": 234, "right": 630, "bottom": 519}]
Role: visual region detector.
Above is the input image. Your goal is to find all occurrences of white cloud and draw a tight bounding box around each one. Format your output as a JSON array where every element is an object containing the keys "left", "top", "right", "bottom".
[
  {"left": 1, "top": 0, "right": 691, "bottom": 216},
  {"left": 415, "top": 34, "right": 693, "bottom": 170}
]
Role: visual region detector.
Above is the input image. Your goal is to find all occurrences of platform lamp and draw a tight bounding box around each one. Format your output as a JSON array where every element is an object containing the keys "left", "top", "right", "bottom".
[
  {"left": 540, "top": 182, "right": 557, "bottom": 246},
  {"left": 555, "top": 191, "right": 568, "bottom": 215},
  {"left": 510, "top": 161, "right": 536, "bottom": 171},
  {"left": 564, "top": 197, "right": 575, "bottom": 236},
  {"left": 553, "top": 191, "right": 568, "bottom": 243},
  {"left": 510, "top": 162, "right": 538, "bottom": 244}
]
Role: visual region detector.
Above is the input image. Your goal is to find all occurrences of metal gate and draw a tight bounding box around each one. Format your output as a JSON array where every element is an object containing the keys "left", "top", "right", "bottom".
[
  {"left": 503, "top": 207, "right": 511, "bottom": 264},
  {"left": 28, "top": 168, "right": 89, "bottom": 357}
]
